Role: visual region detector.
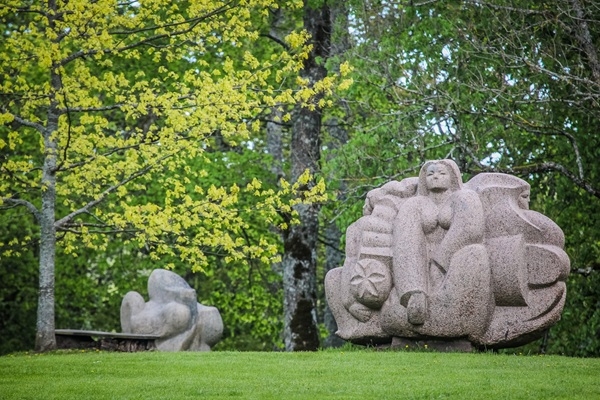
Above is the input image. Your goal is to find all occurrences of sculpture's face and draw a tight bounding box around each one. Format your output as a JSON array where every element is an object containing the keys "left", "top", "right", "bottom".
[
  {"left": 518, "top": 189, "right": 530, "bottom": 210},
  {"left": 426, "top": 163, "right": 452, "bottom": 192}
]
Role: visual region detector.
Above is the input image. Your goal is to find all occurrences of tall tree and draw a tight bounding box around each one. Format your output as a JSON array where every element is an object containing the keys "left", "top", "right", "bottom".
[
  {"left": 326, "top": 0, "right": 600, "bottom": 355},
  {"left": 282, "top": 0, "right": 332, "bottom": 351},
  {"left": 0, "top": 0, "right": 315, "bottom": 351}
]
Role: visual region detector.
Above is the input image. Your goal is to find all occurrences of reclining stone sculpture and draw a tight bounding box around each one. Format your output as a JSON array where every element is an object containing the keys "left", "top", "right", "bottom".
[
  {"left": 325, "top": 159, "right": 569, "bottom": 349},
  {"left": 120, "top": 269, "right": 223, "bottom": 351}
]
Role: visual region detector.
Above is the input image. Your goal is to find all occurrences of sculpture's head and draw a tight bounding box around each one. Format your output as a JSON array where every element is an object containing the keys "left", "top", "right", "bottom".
[
  {"left": 465, "top": 173, "right": 531, "bottom": 210},
  {"left": 417, "top": 159, "right": 463, "bottom": 196},
  {"left": 518, "top": 188, "right": 531, "bottom": 210}
]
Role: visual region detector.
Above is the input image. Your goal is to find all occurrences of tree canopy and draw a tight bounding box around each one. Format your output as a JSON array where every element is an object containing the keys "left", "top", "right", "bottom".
[
  {"left": 322, "top": 0, "right": 600, "bottom": 355},
  {"left": 0, "top": 0, "right": 335, "bottom": 351}
]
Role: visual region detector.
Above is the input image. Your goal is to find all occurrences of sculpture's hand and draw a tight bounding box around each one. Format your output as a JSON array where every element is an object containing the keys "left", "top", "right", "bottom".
[{"left": 348, "top": 303, "right": 374, "bottom": 323}]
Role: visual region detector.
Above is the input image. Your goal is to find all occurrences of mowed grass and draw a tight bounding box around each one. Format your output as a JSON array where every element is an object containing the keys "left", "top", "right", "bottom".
[{"left": 1, "top": 349, "right": 599, "bottom": 399}]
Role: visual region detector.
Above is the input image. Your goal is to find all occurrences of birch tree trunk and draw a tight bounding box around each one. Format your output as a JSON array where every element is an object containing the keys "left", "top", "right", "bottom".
[
  {"left": 36, "top": 133, "right": 57, "bottom": 352},
  {"left": 35, "top": 63, "right": 60, "bottom": 352}
]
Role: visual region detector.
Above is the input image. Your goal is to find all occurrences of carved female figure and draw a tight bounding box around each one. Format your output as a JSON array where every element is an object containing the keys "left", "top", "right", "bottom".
[{"left": 380, "top": 159, "right": 494, "bottom": 340}]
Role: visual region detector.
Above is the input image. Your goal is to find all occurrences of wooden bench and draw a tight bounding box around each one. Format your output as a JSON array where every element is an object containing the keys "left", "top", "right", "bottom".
[{"left": 55, "top": 329, "right": 160, "bottom": 352}]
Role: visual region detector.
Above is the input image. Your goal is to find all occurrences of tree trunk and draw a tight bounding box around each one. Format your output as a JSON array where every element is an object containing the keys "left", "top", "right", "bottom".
[
  {"left": 36, "top": 182, "right": 57, "bottom": 351},
  {"left": 266, "top": 107, "right": 284, "bottom": 181},
  {"left": 282, "top": 0, "right": 331, "bottom": 351},
  {"left": 321, "top": 0, "right": 350, "bottom": 348},
  {"left": 282, "top": 104, "right": 323, "bottom": 351},
  {"left": 35, "top": 20, "right": 60, "bottom": 350},
  {"left": 35, "top": 125, "right": 58, "bottom": 352}
]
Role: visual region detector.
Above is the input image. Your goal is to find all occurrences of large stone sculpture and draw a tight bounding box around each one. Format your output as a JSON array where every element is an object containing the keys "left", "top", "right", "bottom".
[
  {"left": 325, "top": 159, "right": 570, "bottom": 349},
  {"left": 121, "top": 269, "right": 223, "bottom": 351}
]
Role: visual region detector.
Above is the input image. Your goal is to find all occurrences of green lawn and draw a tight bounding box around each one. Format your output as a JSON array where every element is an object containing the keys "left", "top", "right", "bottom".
[{"left": 1, "top": 349, "right": 599, "bottom": 399}]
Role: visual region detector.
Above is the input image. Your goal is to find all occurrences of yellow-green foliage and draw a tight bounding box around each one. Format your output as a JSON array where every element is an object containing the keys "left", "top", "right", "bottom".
[{"left": 0, "top": 1, "right": 346, "bottom": 269}]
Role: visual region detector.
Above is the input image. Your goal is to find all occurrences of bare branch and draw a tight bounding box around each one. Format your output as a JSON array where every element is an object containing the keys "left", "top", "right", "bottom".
[
  {"left": 59, "top": 2, "right": 236, "bottom": 66},
  {"left": 260, "top": 33, "right": 291, "bottom": 51},
  {"left": 56, "top": 90, "right": 72, "bottom": 172},
  {"left": 452, "top": 106, "right": 587, "bottom": 181},
  {"left": 57, "top": 226, "right": 139, "bottom": 235},
  {"left": 57, "top": 103, "right": 124, "bottom": 115},
  {"left": 4, "top": 5, "right": 47, "bottom": 16},
  {"left": 54, "top": 154, "right": 171, "bottom": 228},
  {"left": 110, "top": 1, "right": 234, "bottom": 35},
  {"left": 317, "top": 234, "right": 343, "bottom": 254},
  {"left": 1, "top": 198, "right": 41, "bottom": 221},
  {"left": 11, "top": 114, "right": 47, "bottom": 134},
  {"left": 522, "top": 162, "right": 598, "bottom": 198},
  {"left": 55, "top": 136, "right": 165, "bottom": 172},
  {"left": 410, "top": 0, "right": 443, "bottom": 6},
  {"left": 463, "top": 1, "right": 548, "bottom": 16},
  {"left": 568, "top": 0, "right": 600, "bottom": 84}
]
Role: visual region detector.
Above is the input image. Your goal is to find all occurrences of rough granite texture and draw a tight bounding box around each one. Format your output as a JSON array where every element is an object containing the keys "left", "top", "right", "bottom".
[
  {"left": 325, "top": 160, "right": 569, "bottom": 348},
  {"left": 120, "top": 269, "right": 223, "bottom": 351}
]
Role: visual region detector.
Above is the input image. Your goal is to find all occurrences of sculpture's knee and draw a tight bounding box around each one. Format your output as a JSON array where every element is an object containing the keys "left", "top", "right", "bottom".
[
  {"left": 421, "top": 245, "right": 494, "bottom": 337},
  {"left": 448, "top": 244, "right": 490, "bottom": 281},
  {"left": 196, "top": 304, "right": 224, "bottom": 350},
  {"left": 120, "top": 291, "right": 146, "bottom": 333},
  {"left": 161, "top": 301, "right": 194, "bottom": 337}
]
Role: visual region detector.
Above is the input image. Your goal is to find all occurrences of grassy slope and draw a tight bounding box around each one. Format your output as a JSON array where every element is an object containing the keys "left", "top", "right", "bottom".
[{"left": 1, "top": 350, "right": 599, "bottom": 399}]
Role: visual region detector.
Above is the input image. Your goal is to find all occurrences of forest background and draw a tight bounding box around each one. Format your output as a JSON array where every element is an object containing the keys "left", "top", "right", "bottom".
[{"left": 1, "top": 0, "right": 599, "bottom": 356}]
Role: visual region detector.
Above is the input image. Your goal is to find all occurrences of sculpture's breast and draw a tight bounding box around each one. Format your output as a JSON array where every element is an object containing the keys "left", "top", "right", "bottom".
[
  {"left": 420, "top": 199, "right": 440, "bottom": 234},
  {"left": 437, "top": 203, "right": 452, "bottom": 230}
]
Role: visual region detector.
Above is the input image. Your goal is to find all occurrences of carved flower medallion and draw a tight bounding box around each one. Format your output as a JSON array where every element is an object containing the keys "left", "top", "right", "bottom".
[{"left": 349, "top": 258, "right": 392, "bottom": 309}]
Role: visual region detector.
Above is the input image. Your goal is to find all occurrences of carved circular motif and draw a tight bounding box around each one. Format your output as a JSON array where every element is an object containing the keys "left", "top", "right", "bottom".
[{"left": 349, "top": 258, "right": 392, "bottom": 309}]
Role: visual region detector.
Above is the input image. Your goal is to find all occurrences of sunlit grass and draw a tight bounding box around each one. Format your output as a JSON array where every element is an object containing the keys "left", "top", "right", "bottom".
[{"left": 1, "top": 349, "right": 599, "bottom": 399}]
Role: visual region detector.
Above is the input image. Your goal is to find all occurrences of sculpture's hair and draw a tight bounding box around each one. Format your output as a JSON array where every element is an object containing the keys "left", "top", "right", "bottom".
[
  {"left": 465, "top": 173, "right": 531, "bottom": 211},
  {"left": 416, "top": 159, "right": 463, "bottom": 196},
  {"left": 466, "top": 173, "right": 529, "bottom": 194}
]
